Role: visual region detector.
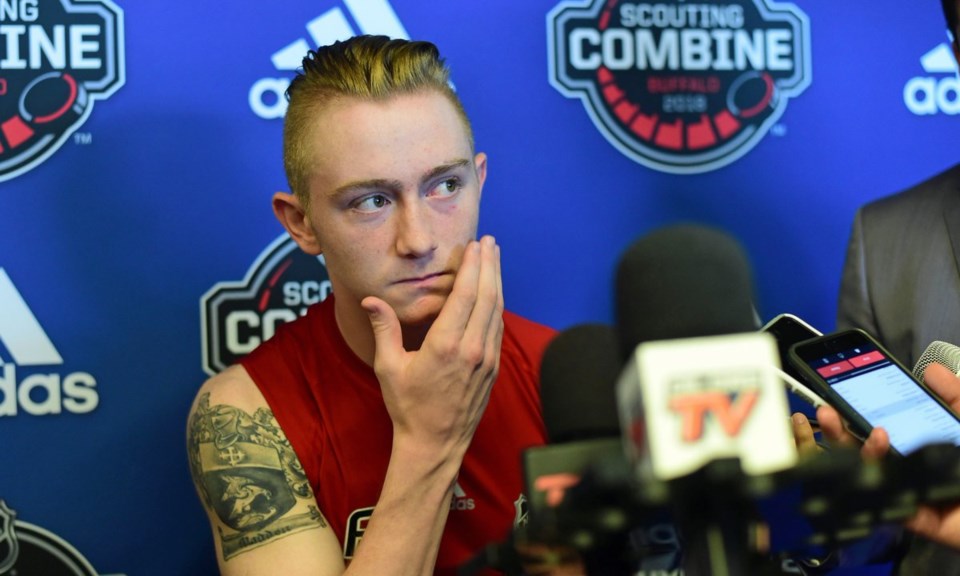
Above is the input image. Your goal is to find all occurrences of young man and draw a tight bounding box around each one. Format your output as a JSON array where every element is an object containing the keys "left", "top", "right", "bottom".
[{"left": 186, "top": 36, "right": 556, "bottom": 575}]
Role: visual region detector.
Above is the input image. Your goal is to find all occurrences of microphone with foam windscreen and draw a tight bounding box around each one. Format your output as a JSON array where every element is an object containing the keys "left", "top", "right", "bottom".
[
  {"left": 522, "top": 323, "right": 640, "bottom": 574},
  {"left": 614, "top": 223, "right": 759, "bottom": 360},
  {"left": 464, "top": 324, "right": 627, "bottom": 576},
  {"left": 539, "top": 323, "right": 622, "bottom": 444},
  {"left": 614, "top": 224, "right": 797, "bottom": 575},
  {"left": 615, "top": 225, "right": 796, "bottom": 480}
]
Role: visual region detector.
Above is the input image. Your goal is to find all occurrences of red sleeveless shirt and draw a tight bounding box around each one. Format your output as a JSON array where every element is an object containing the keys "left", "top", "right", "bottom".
[{"left": 241, "top": 296, "right": 554, "bottom": 574}]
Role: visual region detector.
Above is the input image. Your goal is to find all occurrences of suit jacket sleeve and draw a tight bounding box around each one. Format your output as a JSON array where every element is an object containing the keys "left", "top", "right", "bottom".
[{"left": 837, "top": 207, "right": 879, "bottom": 336}]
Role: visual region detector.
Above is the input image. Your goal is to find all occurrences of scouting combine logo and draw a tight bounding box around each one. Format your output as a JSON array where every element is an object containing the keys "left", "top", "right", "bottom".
[
  {"left": 0, "top": 0, "right": 124, "bottom": 183},
  {"left": 201, "top": 234, "right": 332, "bottom": 375},
  {"left": 547, "top": 0, "right": 811, "bottom": 173}
]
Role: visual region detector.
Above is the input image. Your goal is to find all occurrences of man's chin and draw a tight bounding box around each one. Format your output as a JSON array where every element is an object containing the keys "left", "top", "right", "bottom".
[{"left": 393, "top": 294, "right": 446, "bottom": 328}]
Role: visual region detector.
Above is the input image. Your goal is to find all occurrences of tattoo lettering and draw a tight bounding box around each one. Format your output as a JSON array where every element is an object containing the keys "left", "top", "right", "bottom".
[{"left": 187, "top": 393, "right": 327, "bottom": 559}]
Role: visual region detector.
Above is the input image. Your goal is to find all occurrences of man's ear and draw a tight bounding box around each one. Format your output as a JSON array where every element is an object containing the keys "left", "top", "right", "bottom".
[
  {"left": 272, "top": 191, "right": 322, "bottom": 255},
  {"left": 474, "top": 152, "right": 488, "bottom": 199}
]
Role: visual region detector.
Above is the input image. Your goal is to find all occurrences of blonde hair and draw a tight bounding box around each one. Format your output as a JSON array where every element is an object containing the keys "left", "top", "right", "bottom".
[{"left": 283, "top": 35, "right": 474, "bottom": 207}]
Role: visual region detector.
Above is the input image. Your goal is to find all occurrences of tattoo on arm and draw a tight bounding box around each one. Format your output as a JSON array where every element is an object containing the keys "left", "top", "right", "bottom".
[{"left": 187, "top": 393, "right": 327, "bottom": 560}]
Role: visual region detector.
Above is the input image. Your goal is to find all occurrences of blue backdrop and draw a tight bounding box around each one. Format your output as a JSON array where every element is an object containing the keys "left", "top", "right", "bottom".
[{"left": 0, "top": 0, "right": 955, "bottom": 574}]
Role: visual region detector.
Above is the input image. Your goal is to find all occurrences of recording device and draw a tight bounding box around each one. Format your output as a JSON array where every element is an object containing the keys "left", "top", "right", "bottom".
[
  {"left": 615, "top": 225, "right": 796, "bottom": 481},
  {"left": 913, "top": 340, "right": 960, "bottom": 380},
  {"left": 476, "top": 226, "right": 960, "bottom": 576},
  {"left": 525, "top": 323, "right": 623, "bottom": 516},
  {"left": 760, "top": 313, "right": 827, "bottom": 409},
  {"left": 614, "top": 224, "right": 796, "bottom": 575},
  {"left": 789, "top": 329, "right": 960, "bottom": 456},
  {"left": 761, "top": 313, "right": 821, "bottom": 378}
]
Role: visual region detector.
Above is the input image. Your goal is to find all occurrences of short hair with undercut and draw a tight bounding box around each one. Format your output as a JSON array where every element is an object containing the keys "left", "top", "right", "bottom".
[{"left": 282, "top": 35, "right": 474, "bottom": 208}]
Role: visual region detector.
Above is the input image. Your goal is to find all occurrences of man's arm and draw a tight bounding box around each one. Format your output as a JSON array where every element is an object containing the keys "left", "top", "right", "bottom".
[
  {"left": 837, "top": 209, "right": 880, "bottom": 335},
  {"left": 187, "top": 366, "right": 345, "bottom": 575},
  {"left": 187, "top": 236, "right": 505, "bottom": 575}
]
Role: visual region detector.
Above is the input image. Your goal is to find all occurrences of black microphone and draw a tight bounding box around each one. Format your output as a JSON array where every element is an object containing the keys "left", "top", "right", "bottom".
[
  {"left": 615, "top": 223, "right": 759, "bottom": 361},
  {"left": 614, "top": 224, "right": 795, "bottom": 575},
  {"left": 523, "top": 323, "right": 626, "bottom": 534},
  {"left": 464, "top": 324, "right": 629, "bottom": 576},
  {"left": 540, "top": 323, "right": 622, "bottom": 444}
]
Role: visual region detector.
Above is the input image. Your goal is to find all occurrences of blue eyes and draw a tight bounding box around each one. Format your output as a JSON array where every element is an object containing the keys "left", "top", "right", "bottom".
[{"left": 350, "top": 178, "right": 463, "bottom": 213}]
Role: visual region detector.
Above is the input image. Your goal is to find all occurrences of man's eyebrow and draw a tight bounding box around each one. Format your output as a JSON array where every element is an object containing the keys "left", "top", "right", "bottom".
[
  {"left": 329, "top": 159, "right": 473, "bottom": 199},
  {"left": 420, "top": 159, "right": 472, "bottom": 186},
  {"left": 330, "top": 178, "right": 402, "bottom": 199}
]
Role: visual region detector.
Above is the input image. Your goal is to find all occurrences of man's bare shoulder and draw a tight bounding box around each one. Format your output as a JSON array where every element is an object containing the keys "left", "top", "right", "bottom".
[
  {"left": 192, "top": 364, "right": 263, "bottom": 410},
  {"left": 186, "top": 364, "right": 340, "bottom": 570}
]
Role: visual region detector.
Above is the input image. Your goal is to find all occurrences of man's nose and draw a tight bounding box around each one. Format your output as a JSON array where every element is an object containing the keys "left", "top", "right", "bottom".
[{"left": 395, "top": 202, "right": 436, "bottom": 257}]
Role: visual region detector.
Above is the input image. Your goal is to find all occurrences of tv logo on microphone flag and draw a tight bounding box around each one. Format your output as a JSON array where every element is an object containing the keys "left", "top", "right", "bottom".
[
  {"left": 668, "top": 371, "right": 761, "bottom": 442},
  {"left": 617, "top": 332, "right": 797, "bottom": 480}
]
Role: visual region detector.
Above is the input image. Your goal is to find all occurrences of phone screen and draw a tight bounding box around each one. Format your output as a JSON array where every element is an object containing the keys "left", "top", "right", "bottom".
[{"left": 798, "top": 337, "right": 960, "bottom": 455}]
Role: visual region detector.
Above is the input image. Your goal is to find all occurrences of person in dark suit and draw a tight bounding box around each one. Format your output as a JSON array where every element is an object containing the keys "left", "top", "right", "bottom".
[
  {"left": 837, "top": 162, "right": 960, "bottom": 368},
  {"left": 834, "top": 1, "right": 960, "bottom": 572}
]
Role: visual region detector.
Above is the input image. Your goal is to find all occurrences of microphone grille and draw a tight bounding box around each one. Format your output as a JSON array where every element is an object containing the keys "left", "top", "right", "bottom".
[{"left": 913, "top": 341, "right": 960, "bottom": 380}]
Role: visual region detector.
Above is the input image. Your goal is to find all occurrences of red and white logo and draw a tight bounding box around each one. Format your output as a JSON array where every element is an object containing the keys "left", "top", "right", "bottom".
[
  {"left": 0, "top": 0, "right": 125, "bottom": 182},
  {"left": 547, "top": 0, "right": 811, "bottom": 173},
  {"left": 201, "top": 234, "right": 332, "bottom": 375}
]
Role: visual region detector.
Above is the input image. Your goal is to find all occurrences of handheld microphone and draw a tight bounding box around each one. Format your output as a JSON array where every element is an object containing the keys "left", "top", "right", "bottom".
[
  {"left": 614, "top": 224, "right": 797, "bottom": 483},
  {"left": 913, "top": 341, "right": 960, "bottom": 381},
  {"left": 520, "top": 323, "right": 637, "bottom": 575},
  {"left": 523, "top": 323, "right": 625, "bottom": 527},
  {"left": 614, "top": 224, "right": 797, "bottom": 575}
]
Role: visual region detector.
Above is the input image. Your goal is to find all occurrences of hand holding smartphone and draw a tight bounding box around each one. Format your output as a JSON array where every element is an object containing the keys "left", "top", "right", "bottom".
[{"left": 789, "top": 329, "right": 960, "bottom": 456}]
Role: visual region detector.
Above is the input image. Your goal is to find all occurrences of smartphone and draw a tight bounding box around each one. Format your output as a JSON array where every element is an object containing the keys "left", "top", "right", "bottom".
[
  {"left": 789, "top": 328, "right": 960, "bottom": 456},
  {"left": 761, "top": 313, "right": 826, "bottom": 408}
]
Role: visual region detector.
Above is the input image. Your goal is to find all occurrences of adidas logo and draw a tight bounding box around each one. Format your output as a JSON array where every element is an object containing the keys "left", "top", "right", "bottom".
[
  {"left": 249, "top": 0, "right": 409, "bottom": 119},
  {"left": 0, "top": 268, "right": 98, "bottom": 417},
  {"left": 904, "top": 41, "right": 960, "bottom": 115},
  {"left": 450, "top": 481, "right": 475, "bottom": 511}
]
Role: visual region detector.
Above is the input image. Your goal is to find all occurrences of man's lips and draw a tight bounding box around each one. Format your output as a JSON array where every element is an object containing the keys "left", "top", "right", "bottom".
[{"left": 394, "top": 271, "right": 449, "bottom": 285}]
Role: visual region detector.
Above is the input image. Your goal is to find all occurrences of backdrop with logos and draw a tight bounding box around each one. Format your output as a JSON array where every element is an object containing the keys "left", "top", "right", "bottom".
[{"left": 0, "top": 0, "right": 955, "bottom": 574}]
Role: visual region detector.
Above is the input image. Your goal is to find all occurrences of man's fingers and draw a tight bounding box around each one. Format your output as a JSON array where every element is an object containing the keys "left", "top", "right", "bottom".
[
  {"left": 924, "top": 363, "right": 960, "bottom": 410},
  {"left": 432, "top": 240, "right": 482, "bottom": 336},
  {"left": 791, "top": 412, "right": 818, "bottom": 456},
  {"left": 362, "top": 296, "right": 404, "bottom": 374},
  {"left": 816, "top": 405, "right": 853, "bottom": 445},
  {"left": 861, "top": 427, "right": 890, "bottom": 459},
  {"left": 461, "top": 236, "right": 502, "bottom": 350},
  {"left": 906, "top": 506, "right": 943, "bottom": 541}
]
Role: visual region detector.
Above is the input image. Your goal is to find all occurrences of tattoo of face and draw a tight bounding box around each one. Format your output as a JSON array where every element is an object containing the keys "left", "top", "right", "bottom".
[{"left": 187, "top": 393, "right": 327, "bottom": 559}]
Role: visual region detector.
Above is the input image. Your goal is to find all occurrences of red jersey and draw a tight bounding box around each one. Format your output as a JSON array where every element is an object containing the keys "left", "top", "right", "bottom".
[{"left": 241, "top": 296, "right": 555, "bottom": 575}]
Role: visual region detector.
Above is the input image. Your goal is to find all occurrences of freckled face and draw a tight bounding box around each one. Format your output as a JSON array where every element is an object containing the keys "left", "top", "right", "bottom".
[{"left": 301, "top": 90, "right": 486, "bottom": 327}]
